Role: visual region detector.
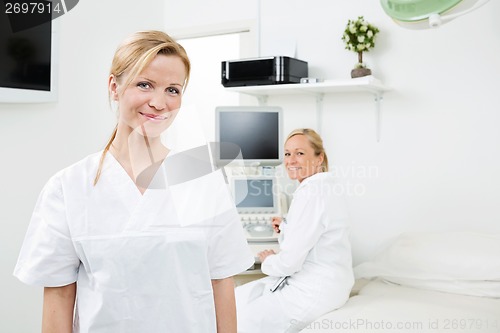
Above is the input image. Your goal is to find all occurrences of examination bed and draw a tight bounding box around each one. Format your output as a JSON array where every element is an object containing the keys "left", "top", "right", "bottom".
[{"left": 300, "top": 232, "right": 500, "bottom": 333}]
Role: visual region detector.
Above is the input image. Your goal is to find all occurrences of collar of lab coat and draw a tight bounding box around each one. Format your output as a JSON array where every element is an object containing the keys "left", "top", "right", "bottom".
[{"left": 296, "top": 171, "right": 331, "bottom": 192}]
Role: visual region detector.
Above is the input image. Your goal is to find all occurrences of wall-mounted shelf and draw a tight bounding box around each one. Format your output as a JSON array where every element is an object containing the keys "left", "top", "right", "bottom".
[{"left": 225, "top": 76, "right": 391, "bottom": 141}]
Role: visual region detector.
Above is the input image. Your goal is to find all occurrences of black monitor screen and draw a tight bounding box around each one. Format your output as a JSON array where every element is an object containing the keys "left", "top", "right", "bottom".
[
  {"left": 219, "top": 111, "right": 279, "bottom": 160},
  {"left": 0, "top": 10, "right": 51, "bottom": 91},
  {"left": 234, "top": 179, "right": 274, "bottom": 208}
]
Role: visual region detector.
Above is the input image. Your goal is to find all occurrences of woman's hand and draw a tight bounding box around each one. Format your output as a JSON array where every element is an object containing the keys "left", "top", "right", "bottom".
[
  {"left": 271, "top": 217, "right": 282, "bottom": 234},
  {"left": 258, "top": 249, "right": 276, "bottom": 263}
]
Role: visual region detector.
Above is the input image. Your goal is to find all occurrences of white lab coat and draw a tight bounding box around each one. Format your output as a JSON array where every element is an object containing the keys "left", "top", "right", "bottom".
[
  {"left": 235, "top": 172, "right": 354, "bottom": 333},
  {"left": 14, "top": 151, "right": 254, "bottom": 333}
]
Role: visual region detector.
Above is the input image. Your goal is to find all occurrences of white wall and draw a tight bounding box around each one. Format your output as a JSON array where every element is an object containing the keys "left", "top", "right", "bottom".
[
  {"left": 164, "top": 0, "right": 256, "bottom": 34},
  {"left": 0, "top": 0, "right": 165, "bottom": 331},
  {"left": 165, "top": 0, "right": 500, "bottom": 264}
]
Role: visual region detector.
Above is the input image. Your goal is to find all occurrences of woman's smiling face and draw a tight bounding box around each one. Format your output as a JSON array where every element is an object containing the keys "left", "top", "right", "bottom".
[
  {"left": 110, "top": 54, "right": 186, "bottom": 137},
  {"left": 284, "top": 134, "right": 324, "bottom": 182}
]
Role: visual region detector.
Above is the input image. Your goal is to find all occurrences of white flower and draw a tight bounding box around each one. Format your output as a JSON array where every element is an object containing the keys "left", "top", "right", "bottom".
[{"left": 342, "top": 16, "right": 379, "bottom": 55}]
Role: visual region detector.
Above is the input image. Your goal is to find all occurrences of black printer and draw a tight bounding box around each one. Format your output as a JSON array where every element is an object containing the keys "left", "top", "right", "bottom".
[{"left": 221, "top": 56, "right": 308, "bottom": 87}]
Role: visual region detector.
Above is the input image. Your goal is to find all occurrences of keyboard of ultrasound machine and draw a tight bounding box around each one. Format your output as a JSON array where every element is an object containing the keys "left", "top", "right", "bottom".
[
  {"left": 240, "top": 214, "right": 278, "bottom": 241},
  {"left": 240, "top": 214, "right": 280, "bottom": 265}
]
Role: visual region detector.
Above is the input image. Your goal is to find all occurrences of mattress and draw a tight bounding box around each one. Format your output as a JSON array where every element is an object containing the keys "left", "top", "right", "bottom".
[{"left": 300, "top": 279, "right": 500, "bottom": 333}]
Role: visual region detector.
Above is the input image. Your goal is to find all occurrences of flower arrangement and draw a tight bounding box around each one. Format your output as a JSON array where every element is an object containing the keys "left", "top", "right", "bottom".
[{"left": 341, "top": 16, "right": 380, "bottom": 76}]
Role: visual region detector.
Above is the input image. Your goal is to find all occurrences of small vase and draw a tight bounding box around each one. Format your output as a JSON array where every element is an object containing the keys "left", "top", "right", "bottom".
[{"left": 351, "top": 67, "right": 372, "bottom": 78}]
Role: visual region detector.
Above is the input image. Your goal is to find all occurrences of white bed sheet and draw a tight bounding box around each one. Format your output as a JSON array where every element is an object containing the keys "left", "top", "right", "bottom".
[{"left": 300, "top": 279, "right": 500, "bottom": 333}]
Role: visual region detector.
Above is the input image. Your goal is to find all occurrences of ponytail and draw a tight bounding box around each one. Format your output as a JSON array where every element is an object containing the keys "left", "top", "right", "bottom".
[{"left": 94, "top": 125, "right": 117, "bottom": 185}]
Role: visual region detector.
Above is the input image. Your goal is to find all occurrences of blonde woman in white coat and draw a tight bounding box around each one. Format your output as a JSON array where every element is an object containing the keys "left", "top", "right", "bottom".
[
  {"left": 235, "top": 128, "right": 354, "bottom": 333},
  {"left": 14, "top": 31, "right": 253, "bottom": 333}
]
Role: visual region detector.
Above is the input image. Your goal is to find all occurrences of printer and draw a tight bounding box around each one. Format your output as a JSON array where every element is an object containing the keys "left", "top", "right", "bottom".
[{"left": 221, "top": 56, "right": 308, "bottom": 87}]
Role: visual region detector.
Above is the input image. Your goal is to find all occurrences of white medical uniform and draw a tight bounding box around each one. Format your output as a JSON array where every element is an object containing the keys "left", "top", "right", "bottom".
[
  {"left": 14, "top": 151, "right": 254, "bottom": 333},
  {"left": 235, "top": 172, "right": 354, "bottom": 333}
]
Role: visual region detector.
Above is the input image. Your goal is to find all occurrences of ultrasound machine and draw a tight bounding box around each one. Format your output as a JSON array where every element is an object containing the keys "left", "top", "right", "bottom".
[
  {"left": 230, "top": 175, "right": 286, "bottom": 263},
  {"left": 230, "top": 175, "right": 287, "bottom": 242},
  {"left": 215, "top": 105, "right": 287, "bottom": 263}
]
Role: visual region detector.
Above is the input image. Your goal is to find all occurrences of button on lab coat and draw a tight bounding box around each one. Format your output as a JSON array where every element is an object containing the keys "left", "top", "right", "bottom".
[
  {"left": 236, "top": 172, "right": 354, "bottom": 333},
  {"left": 14, "top": 151, "right": 254, "bottom": 333}
]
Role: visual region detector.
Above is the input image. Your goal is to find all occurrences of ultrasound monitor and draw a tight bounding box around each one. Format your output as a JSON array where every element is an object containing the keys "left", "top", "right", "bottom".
[
  {"left": 231, "top": 176, "right": 279, "bottom": 215},
  {"left": 215, "top": 106, "right": 283, "bottom": 167}
]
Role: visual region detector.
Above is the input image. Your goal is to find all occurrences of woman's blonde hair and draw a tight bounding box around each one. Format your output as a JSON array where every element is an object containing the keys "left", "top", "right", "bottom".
[
  {"left": 286, "top": 128, "right": 329, "bottom": 172},
  {"left": 94, "top": 30, "right": 191, "bottom": 185}
]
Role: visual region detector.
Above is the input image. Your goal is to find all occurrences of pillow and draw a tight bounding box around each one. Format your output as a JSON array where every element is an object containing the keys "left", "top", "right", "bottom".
[
  {"left": 381, "top": 277, "right": 500, "bottom": 298},
  {"left": 354, "top": 231, "right": 500, "bottom": 297}
]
